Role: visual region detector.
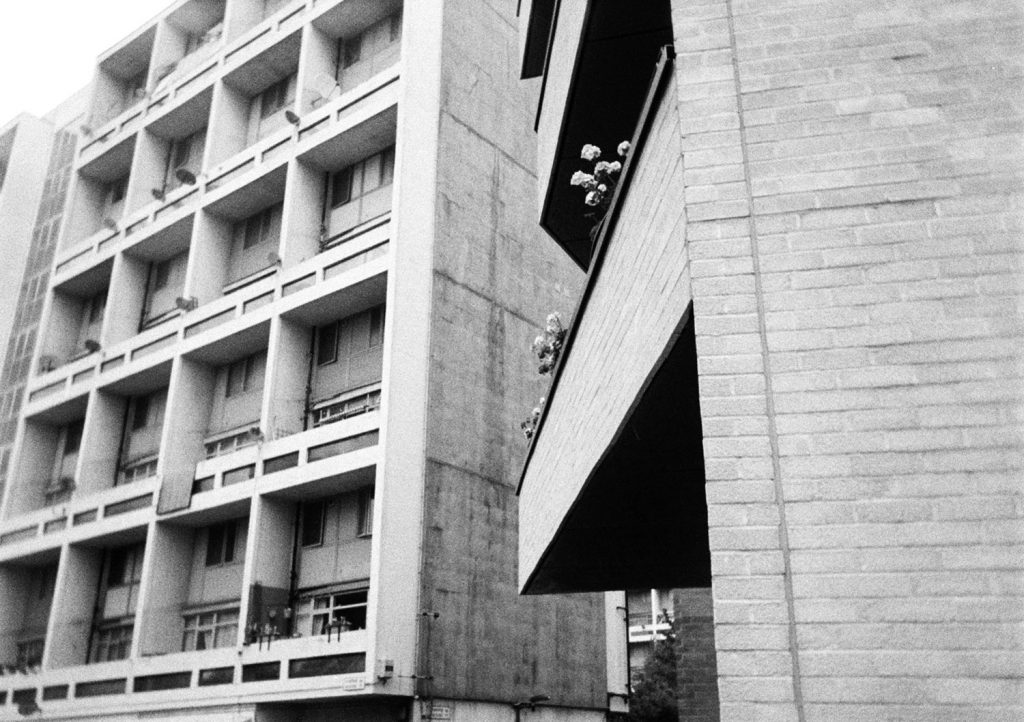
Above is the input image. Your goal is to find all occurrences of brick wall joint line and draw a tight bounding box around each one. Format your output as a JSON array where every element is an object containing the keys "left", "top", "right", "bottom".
[{"left": 723, "top": 0, "right": 805, "bottom": 715}]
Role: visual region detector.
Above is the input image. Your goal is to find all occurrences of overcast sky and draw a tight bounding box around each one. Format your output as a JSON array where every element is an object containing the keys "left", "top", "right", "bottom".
[{"left": 0, "top": 2, "right": 172, "bottom": 125}]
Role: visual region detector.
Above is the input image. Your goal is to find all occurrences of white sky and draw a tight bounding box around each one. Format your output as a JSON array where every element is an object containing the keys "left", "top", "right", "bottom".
[{"left": 0, "top": 1, "right": 173, "bottom": 125}]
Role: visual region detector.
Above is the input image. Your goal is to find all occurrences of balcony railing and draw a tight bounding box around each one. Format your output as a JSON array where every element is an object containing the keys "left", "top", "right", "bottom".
[
  {"left": 55, "top": 66, "right": 399, "bottom": 285},
  {"left": 31, "top": 228, "right": 389, "bottom": 414}
]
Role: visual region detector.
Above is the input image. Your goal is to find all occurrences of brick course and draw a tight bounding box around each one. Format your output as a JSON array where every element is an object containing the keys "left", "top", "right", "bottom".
[{"left": 674, "top": 0, "right": 1024, "bottom": 718}]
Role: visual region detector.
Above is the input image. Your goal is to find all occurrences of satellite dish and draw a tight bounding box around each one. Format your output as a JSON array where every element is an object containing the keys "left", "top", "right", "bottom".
[
  {"left": 151, "top": 188, "right": 166, "bottom": 201},
  {"left": 102, "top": 218, "right": 119, "bottom": 231},
  {"left": 313, "top": 73, "right": 342, "bottom": 99},
  {"left": 83, "top": 339, "right": 102, "bottom": 353},
  {"left": 154, "top": 63, "right": 177, "bottom": 83},
  {"left": 284, "top": 110, "right": 301, "bottom": 126},
  {"left": 175, "top": 168, "right": 197, "bottom": 185}
]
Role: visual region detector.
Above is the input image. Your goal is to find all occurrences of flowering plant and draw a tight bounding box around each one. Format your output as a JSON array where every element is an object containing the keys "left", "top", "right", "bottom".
[
  {"left": 520, "top": 312, "right": 567, "bottom": 441},
  {"left": 520, "top": 398, "right": 544, "bottom": 440},
  {"left": 531, "top": 312, "right": 567, "bottom": 375},
  {"left": 570, "top": 140, "right": 630, "bottom": 212}
]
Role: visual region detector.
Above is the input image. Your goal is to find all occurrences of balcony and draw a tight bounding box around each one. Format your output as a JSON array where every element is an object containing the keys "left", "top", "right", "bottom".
[
  {"left": 77, "top": 0, "right": 310, "bottom": 171},
  {"left": 29, "top": 221, "right": 389, "bottom": 418},
  {"left": 53, "top": 66, "right": 399, "bottom": 287}
]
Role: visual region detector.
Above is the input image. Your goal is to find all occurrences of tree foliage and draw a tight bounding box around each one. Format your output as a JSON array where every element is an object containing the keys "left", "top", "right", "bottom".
[{"left": 627, "top": 627, "right": 679, "bottom": 722}]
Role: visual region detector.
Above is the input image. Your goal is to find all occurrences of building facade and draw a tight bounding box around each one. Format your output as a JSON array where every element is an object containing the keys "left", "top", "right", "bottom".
[
  {"left": 517, "top": 0, "right": 1023, "bottom": 720},
  {"left": 0, "top": 97, "right": 89, "bottom": 523},
  {"left": 0, "top": 1, "right": 624, "bottom": 720}
]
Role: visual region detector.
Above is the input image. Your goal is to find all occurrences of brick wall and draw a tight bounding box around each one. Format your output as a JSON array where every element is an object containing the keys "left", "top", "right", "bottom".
[
  {"left": 674, "top": 588, "right": 720, "bottom": 722},
  {"left": 673, "top": 0, "right": 1024, "bottom": 719}
]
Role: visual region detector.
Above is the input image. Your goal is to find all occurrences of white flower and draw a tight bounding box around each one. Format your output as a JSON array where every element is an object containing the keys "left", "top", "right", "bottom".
[
  {"left": 594, "top": 161, "right": 613, "bottom": 175},
  {"left": 598, "top": 183, "right": 607, "bottom": 193},
  {"left": 607, "top": 161, "right": 622, "bottom": 173},
  {"left": 580, "top": 144, "right": 601, "bottom": 161},
  {"left": 585, "top": 190, "right": 601, "bottom": 206},
  {"left": 617, "top": 140, "right": 630, "bottom": 157},
  {"left": 570, "top": 171, "right": 594, "bottom": 187}
]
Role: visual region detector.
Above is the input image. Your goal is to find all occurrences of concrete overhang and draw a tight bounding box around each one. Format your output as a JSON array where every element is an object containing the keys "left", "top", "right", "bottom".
[
  {"left": 518, "top": 48, "right": 711, "bottom": 594},
  {"left": 531, "top": 0, "right": 673, "bottom": 268}
]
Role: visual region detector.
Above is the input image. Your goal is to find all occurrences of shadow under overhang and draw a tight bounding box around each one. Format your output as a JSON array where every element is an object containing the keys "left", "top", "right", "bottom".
[{"left": 522, "top": 312, "right": 711, "bottom": 595}]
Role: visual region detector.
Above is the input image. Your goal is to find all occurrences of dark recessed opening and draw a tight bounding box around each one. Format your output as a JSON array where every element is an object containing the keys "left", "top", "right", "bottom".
[
  {"left": 541, "top": 0, "right": 674, "bottom": 267},
  {"left": 525, "top": 309, "right": 710, "bottom": 593}
]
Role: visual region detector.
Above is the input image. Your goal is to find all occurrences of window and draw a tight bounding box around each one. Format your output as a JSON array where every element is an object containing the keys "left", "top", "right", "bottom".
[
  {"left": 330, "top": 167, "right": 352, "bottom": 207},
  {"left": 64, "top": 419, "right": 83, "bottom": 455},
  {"left": 152, "top": 259, "right": 171, "bottom": 290},
  {"left": 369, "top": 306, "right": 385, "bottom": 347},
  {"left": 358, "top": 488, "right": 374, "bottom": 537},
  {"left": 295, "top": 588, "right": 368, "bottom": 636},
  {"left": 107, "top": 544, "right": 144, "bottom": 587},
  {"left": 206, "top": 521, "right": 238, "bottom": 566},
  {"left": 107, "top": 178, "right": 127, "bottom": 204},
  {"left": 16, "top": 639, "right": 44, "bottom": 668},
  {"left": 86, "top": 290, "right": 106, "bottom": 324},
  {"left": 172, "top": 135, "right": 192, "bottom": 168},
  {"left": 342, "top": 35, "right": 361, "bottom": 67},
  {"left": 204, "top": 429, "right": 257, "bottom": 459},
  {"left": 260, "top": 77, "right": 292, "bottom": 118},
  {"left": 131, "top": 395, "right": 150, "bottom": 430},
  {"left": 120, "top": 457, "right": 158, "bottom": 485},
  {"left": 312, "top": 388, "right": 381, "bottom": 428},
  {"left": 227, "top": 357, "right": 252, "bottom": 396},
  {"left": 37, "top": 568, "right": 56, "bottom": 600},
  {"left": 182, "top": 608, "right": 239, "bottom": 651},
  {"left": 329, "top": 147, "right": 395, "bottom": 210},
  {"left": 242, "top": 206, "right": 279, "bottom": 249},
  {"left": 316, "top": 322, "right": 338, "bottom": 366},
  {"left": 301, "top": 500, "right": 325, "bottom": 547},
  {"left": 91, "top": 623, "right": 133, "bottom": 663}
]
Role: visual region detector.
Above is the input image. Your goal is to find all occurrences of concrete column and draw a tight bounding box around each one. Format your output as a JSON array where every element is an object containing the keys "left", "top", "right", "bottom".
[
  {"left": 47, "top": 544, "right": 102, "bottom": 668},
  {"left": 188, "top": 209, "right": 233, "bottom": 304},
  {"left": 156, "top": 356, "right": 216, "bottom": 514},
  {"left": 297, "top": 22, "right": 338, "bottom": 115},
  {"left": 105, "top": 252, "right": 148, "bottom": 346},
  {"left": 262, "top": 316, "right": 309, "bottom": 441},
  {"left": 126, "top": 130, "right": 167, "bottom": 215},
  {"left": 280, "top": 158, "right": 323, "bottom": 268},
  {"left": 206, "top": 80, "right": 251, "bottom": 168},
  {"left": 136, "top": 521, "right": 193, "bottom": 656}
]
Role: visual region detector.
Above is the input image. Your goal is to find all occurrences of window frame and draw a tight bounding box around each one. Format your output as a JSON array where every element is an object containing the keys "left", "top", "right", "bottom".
[
  {"left": 300, "top": 500, "right": 326, "bottom": 547},
  {"left": 181, "top": 607, "right": 239, "bottom": 652},
  {"left": 260, "top": 76, "right": 292, "bottom": 119},
  {"left": 205, "top": 520, "right": 238, "bottom": 567},
  {"left": 130, "top": 395, "right": 150, "bottom": 431},
  {"left": 90, "top": 622, "right": 134, "bottom": 663},
  {"left": 295, "top": 586, "right": 369, "bottom": 637},
  {"left": 358, "top": 487, "right": 374, "bottom": 537},
  {"left": 152, "top": 259, "right": 172, "bottom": 291},
  {"left": 316, "top": 322, "right": 339, "bottom": 366}
]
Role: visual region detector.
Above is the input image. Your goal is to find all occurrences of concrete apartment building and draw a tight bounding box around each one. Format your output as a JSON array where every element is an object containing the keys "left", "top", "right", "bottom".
[
  {"left": 0, "top": 0, "right": 625, "bottom": 720},
  {"left": 516, "top": 1, "right": 1023, "bottom": 720},
  {"left": 0, "top": 97, "right": 89, "bottom": 525}
]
